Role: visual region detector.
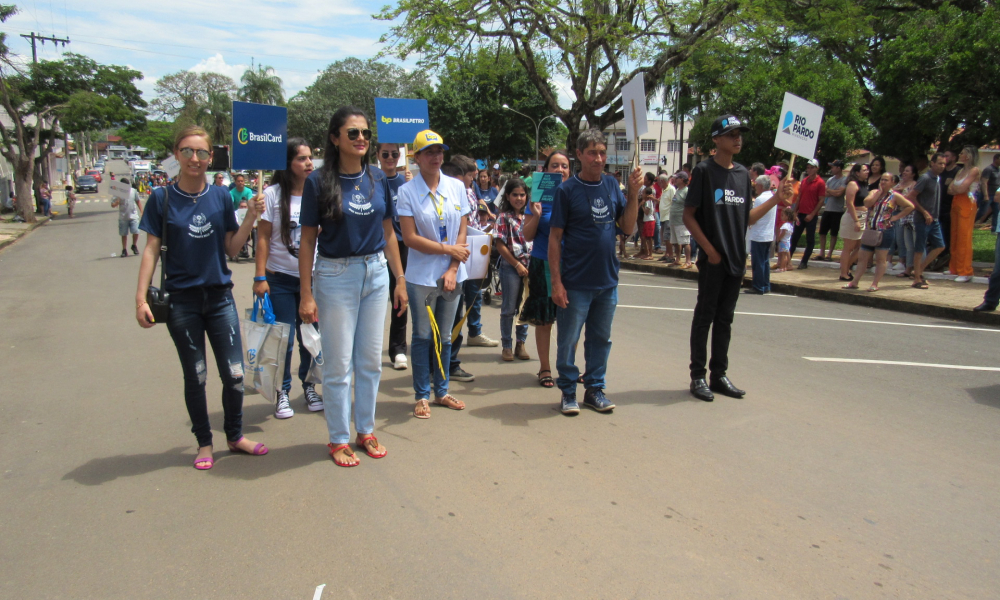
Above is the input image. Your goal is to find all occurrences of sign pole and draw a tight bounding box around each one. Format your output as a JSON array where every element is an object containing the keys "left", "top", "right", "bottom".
[
  {"left": 403, "top": 144, "right": 411, "bottom": 177},
  {"left": 630, "top": 98, "right": 640, "bottom": 171},
  {"left": 257, "top": 169, "right": 264, "bottom": 195}
]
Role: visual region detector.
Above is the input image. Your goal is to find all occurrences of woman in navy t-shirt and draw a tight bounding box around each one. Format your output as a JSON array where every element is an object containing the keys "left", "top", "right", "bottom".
[
  {"left": 298, "top": 107, "right": 407, "bottom": 468},
  {"left": 134, "top": 125, "right": 267, "bottom": 471}
]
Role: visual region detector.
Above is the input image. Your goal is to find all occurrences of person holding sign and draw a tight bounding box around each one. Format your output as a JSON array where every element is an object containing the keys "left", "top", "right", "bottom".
[
  {"left": 683, "top": 115, "right": 789, "bottom": 402},
  {"left": 396, "top": 130, "right": 471, "bottom": 420},
  {"left": 522, "top": 150, "right": 571, "bottom": 388},
  {"left": 377, "top": 141, "right": 414, "bottom": 371},
  {"left": 298, "top": 107, "right": 407, "bottom": 468},
  {"left": 134, "top": 125, "right": 268, "bottom": 470},
  {"left": 549, "top": 130, "right": 642, "bottom": 415}
]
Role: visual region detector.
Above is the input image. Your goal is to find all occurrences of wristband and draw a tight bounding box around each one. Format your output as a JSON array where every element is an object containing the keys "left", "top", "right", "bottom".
[{"left": 253, "top": 276, "right": 267, "bottom": 282}]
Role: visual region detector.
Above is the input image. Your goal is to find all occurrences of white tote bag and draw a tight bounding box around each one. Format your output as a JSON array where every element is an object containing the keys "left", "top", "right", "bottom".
[{"left": 240, "top": 294, "right": 290, "bottom": 403}]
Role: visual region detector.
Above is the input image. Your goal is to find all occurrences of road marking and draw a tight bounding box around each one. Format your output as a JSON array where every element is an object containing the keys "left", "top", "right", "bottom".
[
  {"left": 616, "top": 305, "right": 1000, "bottom": 333},
  {"left": 619, "top": 283, "right": 698, "bottom": 291},
  {"left": 803, "top": 357, "right": 1000, "bottom": 372},
  {"left": 312, "top": 584, "right": 325, "bottom": 600}
]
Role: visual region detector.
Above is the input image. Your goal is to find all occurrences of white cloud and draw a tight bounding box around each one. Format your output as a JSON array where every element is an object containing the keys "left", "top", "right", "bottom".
[{"left": 189, "top": 54, "right": 248, "bottom": 83}]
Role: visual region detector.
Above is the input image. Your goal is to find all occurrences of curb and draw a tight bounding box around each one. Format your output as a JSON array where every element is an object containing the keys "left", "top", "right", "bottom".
[
  {"left": 620, "top": 260, "right": 1000, "bottom": 327},
  {"left": 0, "top": 216, "right": 51, "bottom": 253}
]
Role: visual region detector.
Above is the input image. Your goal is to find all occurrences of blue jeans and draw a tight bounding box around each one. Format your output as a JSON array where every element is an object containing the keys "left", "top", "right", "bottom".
[
  {"left": 555, "top": 287, "right": 617, "bottom": 394},
  {"left": 899, "top": 222, "right": 914, "bottom": 269},
  {"left": 265, "top": 270, "right": 310, "bottom": 391},
  {"left": 982, "top": 234, "right": 1000, "bottom": 309},
  {"left": 499, "top": 261, "right": 528, "bottom": 348},
  {"left": 409, "top": 281, "right": 462, "bottom": 399},
  {"left": 976, "top": 192, "right": 999, "bottom": 232},
  {"left": 750, "top": 240, "right": 771, "bottom": 293},
  {"left": 449, "top": 278, "right": 483, "bottom": 372},
  {"left": 653, "top": 218, "right": 662, "bottom": 250},
  {"left": 313, "top": 253, "right": 389, "bottom": 445},
  {"left": 165, "top": 286, "right": 244, "bottom": 447}
]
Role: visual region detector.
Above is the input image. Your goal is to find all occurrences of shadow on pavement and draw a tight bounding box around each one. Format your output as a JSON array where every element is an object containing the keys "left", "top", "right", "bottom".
[
  {"left": 208, "top": 443, "right": 328, "bottom": 480},
  {"left": 611, "top": 388, "right": 701, "bottom": 407},
  {"left": 967, "top": 383, "right": 1000, "bottom": 409},
  {"left": 467, "top": 401, "right": 561, "bottom": 426},
  {"left": 62, "top": 446, "right": 189, "bottom": 485}
]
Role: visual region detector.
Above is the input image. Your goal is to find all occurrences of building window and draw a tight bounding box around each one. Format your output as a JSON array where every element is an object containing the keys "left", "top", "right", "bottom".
[
  {"left": 615, "top": 138, "right": 631, "bottom": 152},
  {"left": 639, "top": 139, "right": 657, "bottom": 152},
  {"left": 666, "top": 140, "right": 683, "bottom": 153}
]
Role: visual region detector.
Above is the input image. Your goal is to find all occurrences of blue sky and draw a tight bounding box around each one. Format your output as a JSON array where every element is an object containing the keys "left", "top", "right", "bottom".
[{"left": 3, "top": 0, "right": 406, "bottom": 101}]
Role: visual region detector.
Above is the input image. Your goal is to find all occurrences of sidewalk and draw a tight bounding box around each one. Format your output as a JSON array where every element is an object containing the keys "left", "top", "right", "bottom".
[
  {"left": 620, "top": 248, "right": 1000, "bottom": 326},
  {"left": 0, "top": 216, "right": 50, "bottom": 252}
]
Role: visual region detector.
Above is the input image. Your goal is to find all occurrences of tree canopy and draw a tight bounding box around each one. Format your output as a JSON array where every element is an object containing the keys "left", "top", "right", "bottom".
[
  {"left": 149, "top": 71, "right": 237, "bottom": 146},
  {"left": 239, "top": 64, "right": 284, "bottom": 106}
]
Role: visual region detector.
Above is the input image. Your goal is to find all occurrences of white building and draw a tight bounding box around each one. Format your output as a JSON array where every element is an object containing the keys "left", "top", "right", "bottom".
[{"left": 599, "top": 118, "right": 695, "bottom": 178}]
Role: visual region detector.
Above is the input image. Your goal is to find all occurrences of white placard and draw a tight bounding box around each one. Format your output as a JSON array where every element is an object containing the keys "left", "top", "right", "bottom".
[
  {"left": 161, "top": 156, "right": 180, "bottom": 178},
  {"left": 773, "top": 92, "right": 824, "bottom": 159},
  {"left": 621, "top": 74, "right": 648, "bottom": 142},
  {"left": 639, "top": 152, "right": 658, "bottom": 165},
  {"left": 109, "top": 180, "right": 132, "bottom": 201}
]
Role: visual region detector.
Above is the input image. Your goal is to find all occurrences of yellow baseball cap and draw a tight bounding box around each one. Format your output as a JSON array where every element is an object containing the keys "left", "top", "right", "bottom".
[{"left": 412, "top": 130, "right": 449, "bottom": 153}]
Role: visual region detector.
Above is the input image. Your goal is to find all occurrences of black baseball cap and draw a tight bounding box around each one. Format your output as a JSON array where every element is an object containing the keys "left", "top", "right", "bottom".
[
  {"left": 710, "top": 115, "right": 750, "bottom": 138},
  {"left": 830, "top": 159, "right": 845, "bottom": 168}
]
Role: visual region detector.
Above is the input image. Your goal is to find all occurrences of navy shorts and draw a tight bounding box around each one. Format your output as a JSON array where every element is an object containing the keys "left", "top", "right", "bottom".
[{"left": 912, "top": 218, "right": 945, "bottom": 253}]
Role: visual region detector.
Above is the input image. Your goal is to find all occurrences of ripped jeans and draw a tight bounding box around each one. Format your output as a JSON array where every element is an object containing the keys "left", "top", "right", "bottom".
[{"left": 166, "top": 285, "right": 244, "bottom": 447}]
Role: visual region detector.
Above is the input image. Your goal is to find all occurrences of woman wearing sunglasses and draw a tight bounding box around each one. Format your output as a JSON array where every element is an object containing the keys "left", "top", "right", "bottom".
[
  {"left": 252, "top": 137, "right": 324, "bottom": 419},
  {"left": 298, "top": 107, "right": 407, "bottom": 468},
  {"left": 134, "top": 125, "right": 267, "bottom": 471},
  {"left": 396, "top": 130, "right": 471, "bottom": 419},
  {"left": 377, "top": 141, "right": 413, "bottom": 371}
]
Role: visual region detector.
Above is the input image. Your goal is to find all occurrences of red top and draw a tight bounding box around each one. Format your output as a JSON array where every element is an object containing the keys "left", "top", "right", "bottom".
[{"left": 797, "top": 175, "right": 827, "bottom": 215}]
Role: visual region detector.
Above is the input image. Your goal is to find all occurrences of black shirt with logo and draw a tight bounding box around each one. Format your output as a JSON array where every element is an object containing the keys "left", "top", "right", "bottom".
[{"left": 684, "top": 158, "right": 752, "bottom": 277}]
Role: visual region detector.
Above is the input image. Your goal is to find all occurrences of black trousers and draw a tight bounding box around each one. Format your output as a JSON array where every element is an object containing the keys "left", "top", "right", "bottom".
[
  {"left": 789, "top": 212, "right": 818, "bottom": 265},
  {"left": 689, "top": 260, "right": 743, "bottom": 380},
  {"left": 387, "top": 239, "right": 408, "bottom": 358}
]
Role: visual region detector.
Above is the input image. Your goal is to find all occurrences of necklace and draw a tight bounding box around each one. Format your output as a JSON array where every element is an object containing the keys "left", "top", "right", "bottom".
[
  {"left": 172, "top": 183, "right": 209, "bottom": 202},
  {"left": 341, "top": 166, "right": 366, "bottom": 191}
]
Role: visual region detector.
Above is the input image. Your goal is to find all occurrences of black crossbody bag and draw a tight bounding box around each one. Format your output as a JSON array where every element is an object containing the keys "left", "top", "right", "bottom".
[{"left": 146, "top": 187, "right": 171, "bottom": 322}]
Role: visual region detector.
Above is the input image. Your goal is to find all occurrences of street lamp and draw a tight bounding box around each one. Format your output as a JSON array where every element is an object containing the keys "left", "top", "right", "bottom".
[{"left": 502, "top": 104, "right": 558, "bottom": 167}]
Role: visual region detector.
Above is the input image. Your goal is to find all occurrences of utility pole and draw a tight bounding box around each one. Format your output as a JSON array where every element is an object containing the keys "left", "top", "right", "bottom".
[{"left": 19, "top": 32, "right": 70, "bottom": 63}]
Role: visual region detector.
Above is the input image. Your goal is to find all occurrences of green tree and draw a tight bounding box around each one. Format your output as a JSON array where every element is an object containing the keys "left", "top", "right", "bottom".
[
  {"left": 150, "top": 71, "right": 237, "bottom": 146},
  {"left": 117, "top": 120, "right": 175, "bottom": 158},
  {"left": 286, "top": 58, "right": 430, "bottom": 150},
  {"left": 376, "top": 0, "right": 740, "bottom": 151},
  {"left": 426, "top": 46, "right": 560, "bottom": 161},
  {"left": 239, "top": 64, "right": 284, "bottom": 106}
]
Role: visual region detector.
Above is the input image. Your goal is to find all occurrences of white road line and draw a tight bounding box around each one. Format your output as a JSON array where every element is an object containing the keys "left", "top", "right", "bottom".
[
  {"left": 616, "top": 305, "right": 1000, "bottom": 333},
  {"left": 312, "top": 584, "right": 325, "bottom": 600},
  {"left": 619, "top": 283, "right": 698, "bottom": 291},
  {"left": 804, "top": 357, "right": 1000, "bottom": 372}
]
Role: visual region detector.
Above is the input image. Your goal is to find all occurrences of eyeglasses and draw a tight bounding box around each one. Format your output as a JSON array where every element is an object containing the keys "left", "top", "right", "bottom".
[
  {"left": 346, "top": 128, "right": 372, "bottom": 141},
  {"left": 180, "top": 147, "right": 211, "bottom": 160},
  {"left": 380, "top": 151, "right": 400, "bottom": 159}
]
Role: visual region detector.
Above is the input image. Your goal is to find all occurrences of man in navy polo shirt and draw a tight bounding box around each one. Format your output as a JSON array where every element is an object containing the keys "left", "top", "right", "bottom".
[
  {"left": 683, "top": 115, "right": 790, "bottom": 402},
  {"left": 549, "top": 129, "right": 641, "bottom": 415}
]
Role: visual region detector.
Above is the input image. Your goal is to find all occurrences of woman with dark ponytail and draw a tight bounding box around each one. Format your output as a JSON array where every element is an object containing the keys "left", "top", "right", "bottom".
[
  {"left": 298, "top": 107, "right": 407, "bottom": 467},
  {"left": 254, "top": 137, "right": 323, "bottom": 420}
]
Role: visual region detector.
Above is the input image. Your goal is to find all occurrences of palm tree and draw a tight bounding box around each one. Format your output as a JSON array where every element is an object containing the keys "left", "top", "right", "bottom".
[{"left": 239, "top": 64, "right": 284, "bottom": 106}]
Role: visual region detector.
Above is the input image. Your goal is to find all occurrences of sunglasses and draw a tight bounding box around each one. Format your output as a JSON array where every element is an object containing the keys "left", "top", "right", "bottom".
[
  {"left": 346, "top": 128, "right": 372, "bottom": 141},
  {"left": 380, "top": 151, "right": 400, "bottom": 159},
  {"left": 180, "top": 147, "right": 211, "bottom": 160}
]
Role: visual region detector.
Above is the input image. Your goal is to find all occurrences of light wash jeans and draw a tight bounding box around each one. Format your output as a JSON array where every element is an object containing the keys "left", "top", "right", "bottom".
[
  {"left": 408, "top": 281, "right": 462, "bottom": 400},
  {"left": 313, "top": 253, "right": 389, "bottom": 445},
  {"left": 499, "top": 261, "right": 528, "bottom": 349},
  {"left": 555, "top": 287, "right": 617, "bottom": 394}
]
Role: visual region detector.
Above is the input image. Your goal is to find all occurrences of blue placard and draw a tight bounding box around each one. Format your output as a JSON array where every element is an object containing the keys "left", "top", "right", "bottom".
[
  {"left": 531, "top": 172, "right": 562, "bottom": 203},
  {"left": 375, "top": 98, "right": 430, "bottom": 144},
  {"left": 231, "top": 101, "right": 288, "bottom": 170}
]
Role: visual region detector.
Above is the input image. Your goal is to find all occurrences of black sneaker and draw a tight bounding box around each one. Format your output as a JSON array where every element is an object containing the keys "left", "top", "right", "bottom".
[
  {"left": 560, "top": 393, "right": 580, "bottom": 416},
  {"left": 131, "top": 244, "right": 139, "bottom": 255},
  {"left": 303, "top": 383, "right": 324, "bottom": 412},
  {"left": 120, "top": 249, "right": 127, "bottom": 258},
  {"left": 450, "top": 367, "right": 475, "bottom": 382},
  {"left": 582, "top": 387, "right": 615, "bottom": 412}
]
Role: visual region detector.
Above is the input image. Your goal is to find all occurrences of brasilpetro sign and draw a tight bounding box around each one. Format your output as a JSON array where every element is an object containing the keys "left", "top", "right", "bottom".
[
  {"left": 231, "top": 101, "right": 288, "bottom": 170},
  {"left": 374, "top": 98, "right": 430, "bottom": 144}
]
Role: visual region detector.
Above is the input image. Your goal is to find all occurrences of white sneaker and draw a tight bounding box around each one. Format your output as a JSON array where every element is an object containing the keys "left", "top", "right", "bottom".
[
  {"left": 467, "top": 333, "right": 499, "bottom": 347},
  {"left": 274, "top": 389, "right": 294, "bottom": 419},
  {"left": 955, "top": 275, "right": 972, "bottom": 283},
  {"left": 392, "top": 353, "right": 409, "bottom": 370}
]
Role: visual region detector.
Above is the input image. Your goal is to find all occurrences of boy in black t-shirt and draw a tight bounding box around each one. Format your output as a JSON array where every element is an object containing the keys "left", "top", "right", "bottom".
[{"left": 682, "top": 115, "right": 790, "bottom": 402}]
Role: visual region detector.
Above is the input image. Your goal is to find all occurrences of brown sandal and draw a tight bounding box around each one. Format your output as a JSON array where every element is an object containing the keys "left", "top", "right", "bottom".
[
  {"left": 355, "top": 434, "right": 387, "bottom": 459},
  {"left": 434, "top": 394, "right": 465, "bottom": 410},
  {"left": 328, "top": 443, "right": 359, "bottom": 467},
  {"left": 413, "top": 399, "right": 431, "bottom": 419}
]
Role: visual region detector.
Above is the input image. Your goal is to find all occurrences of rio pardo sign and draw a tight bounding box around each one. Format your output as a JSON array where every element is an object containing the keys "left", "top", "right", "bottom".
[{"left": 773, "top": 92, "right": 825, "bottom": 159}]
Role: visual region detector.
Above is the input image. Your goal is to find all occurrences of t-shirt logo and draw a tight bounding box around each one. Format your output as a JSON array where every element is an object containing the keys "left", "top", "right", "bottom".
[
  {"left": 347, "top": 191, "right": 372, "bottom": 216},
  {"left": 591, "top": 196, "right": 614, "bottom": 227},
  {"left": 716, "top": 188, "right": 746, "bottom": 205},
  {"left": 188, "top": 213, "right": 213, "bottom": 238},
  {"left": 714, "top": 189, "right": 725, "bottom": 204}
]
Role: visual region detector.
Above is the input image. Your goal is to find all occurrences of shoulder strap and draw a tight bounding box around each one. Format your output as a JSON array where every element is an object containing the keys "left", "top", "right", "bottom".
[{"left": 157, "top": 187, "right": 168, "bottom": 290}]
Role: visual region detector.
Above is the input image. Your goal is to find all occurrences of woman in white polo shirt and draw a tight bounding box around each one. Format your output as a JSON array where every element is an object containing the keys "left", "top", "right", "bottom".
[{"left": 396, "top": 130, "right": 471, "bottom": 419}]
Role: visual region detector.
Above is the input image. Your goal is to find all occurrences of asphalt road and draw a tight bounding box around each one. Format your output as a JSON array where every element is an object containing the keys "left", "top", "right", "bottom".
[{"left": 2, "top": 181, "right": 999, "bottom": 599}]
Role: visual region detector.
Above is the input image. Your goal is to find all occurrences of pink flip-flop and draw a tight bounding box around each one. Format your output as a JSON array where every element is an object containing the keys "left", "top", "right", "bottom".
[
  {"left": 193, "top": 455, "right": 214, "bottom": 470},
  {"left": 227, "top": 437, "right": 268, "bottom": 456}
]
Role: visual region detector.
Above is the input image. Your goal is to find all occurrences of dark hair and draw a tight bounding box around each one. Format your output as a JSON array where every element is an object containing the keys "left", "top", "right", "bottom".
[
  {"left": 318, "top": 106, "right": 373, "bottom": 221},
  {"left": 847, "top": 163, "right": 864, "bottom": 182},
  {"left": 869, "top": 156, "right": 886, "bottom": 176},
  {"left": 930, "top": 152, "right": 945, "bottom": 163},
  {"left": 270, "top": 136, "right": 310, "bottom": 248},
  {"left": 643, "top": 172, "right": 655, "bottom": 185},
  {"left": 750, "top": 162, "right": 766, "bottom": 176},
  {"left": 120, "top": 177, "right": 129, "bottom": 185},
  {"left": 542, "top": 150, "right": 570, "bottom": 172},
  {"left": 497, "top": 178, "right": 528, "bottom": 214},
  {"left": 451, "top": 155, "right": 477, "bottom": 175},
  {"left": 519, "top": 165, "right": 533, "bottom": 178},
  {"left": 441, "top": 162, "right": 463, "bottom": 179}
]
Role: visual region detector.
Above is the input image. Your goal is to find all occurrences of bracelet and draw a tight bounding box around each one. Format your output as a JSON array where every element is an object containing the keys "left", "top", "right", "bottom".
[
  {"left": 253, "top": 276, "right": 267, "bottom": 282},
  {"left": 136, "top": 301, "right": 147, "bottom": 309},
  {"left": 396, "top": 275, "right": 405, "bottom": 280}
]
